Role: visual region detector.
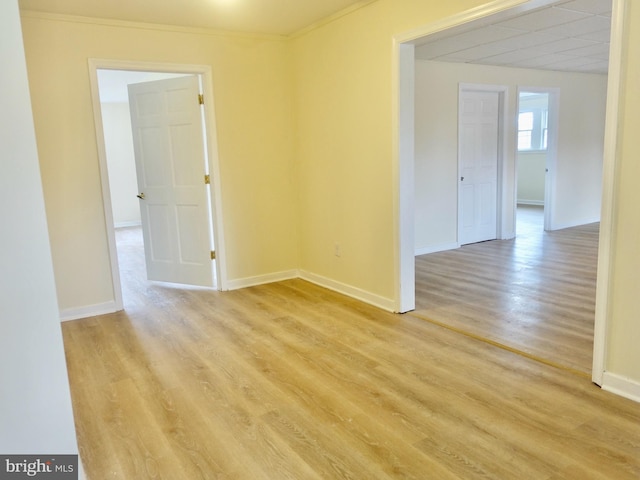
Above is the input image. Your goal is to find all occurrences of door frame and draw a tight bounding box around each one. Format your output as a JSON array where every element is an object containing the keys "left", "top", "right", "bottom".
[
  {"left": 88, "top": 58, "right": 228, "bottom": 310},
  {"left": 515, "top": 86, "right": 560, "bottom": 232},
  {"left": 393, "top": 0, "right": 626, "bottom": 386},
  {"left": 458, "top": 83, "right": 508, "bottom": 245}
]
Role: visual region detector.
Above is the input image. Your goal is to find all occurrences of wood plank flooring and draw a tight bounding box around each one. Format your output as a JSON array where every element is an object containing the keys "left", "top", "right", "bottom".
[
  {"left": 61, "top": 225, "right": 640, "bottom": 479},
  {"left": 415, "top": 206, "right": 598, "bottom": 375}
]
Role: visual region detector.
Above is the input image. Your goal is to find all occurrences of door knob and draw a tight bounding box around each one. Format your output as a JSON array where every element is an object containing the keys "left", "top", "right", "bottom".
[
  {"left": 460, "top": 176, "right": 464, "bottom": 181},
  {"left": 137, "top": 193, "right": 145, "bottom": 199}
]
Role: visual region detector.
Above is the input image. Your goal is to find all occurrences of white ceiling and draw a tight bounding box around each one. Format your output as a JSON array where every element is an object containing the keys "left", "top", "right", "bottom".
[
  {"left": 18, "top": 0, "right": 368, "bottom": 36},
  {"left": 415, "top": 0, "right": 612, "bottom": 74}
]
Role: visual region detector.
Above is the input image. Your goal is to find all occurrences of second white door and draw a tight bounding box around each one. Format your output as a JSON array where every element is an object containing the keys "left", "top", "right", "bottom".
[
  {"left": 458, "top": 90, "right": 500, "bottom": 245},
  {"left": 128, "top": 75, "right": 214, "bottom": 287}
]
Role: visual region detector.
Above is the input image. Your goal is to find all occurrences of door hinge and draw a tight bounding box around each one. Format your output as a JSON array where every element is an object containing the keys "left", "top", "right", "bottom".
[
  {"left": 210, "top": 250, "right": 216, "bottom": 260},
  {"left": 198, "top": 94, "right": 204, "bottom": 105},
  {"left": 204, "top": 174, "right": 211, "bottom": 184}
]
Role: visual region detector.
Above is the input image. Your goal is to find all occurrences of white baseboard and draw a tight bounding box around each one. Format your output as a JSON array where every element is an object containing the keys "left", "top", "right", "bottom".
[
  {"left": 61, "top": 269, "right": 397, "bottom": 322},
  {"left": 114, "top": 221, "right": 142, "bottom": 229},
  {"left": 299, "top": 270, "right": 396, "bottom": 312},
  {"left": 517, "top": 199, "right": 544, "bottom": 206},
  {"left": 549, "top": 217, "right": 601, "bottom": 231},
  {"left": 225, "top": 269, "right": 299, "bottom": 291},
  {"left": 601, "top": 372, "right": 640, "bottom": 404},
  {"left": 60, "top": 301, "right": 119, "bottom": 322},
  {"left": 415, "top": 242, "right": 459, "bottom": 256}
]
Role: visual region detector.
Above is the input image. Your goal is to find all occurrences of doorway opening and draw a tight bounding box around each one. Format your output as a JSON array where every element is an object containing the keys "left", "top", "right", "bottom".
[
  {"left": 395, "top": 0, "right": 618, "bottom": 384},
  {"left": 89, "top": 60, "right": 227, "bottom": 311},
  {"left": 516, "top": 87, "right": 560, "bottom": 233}
]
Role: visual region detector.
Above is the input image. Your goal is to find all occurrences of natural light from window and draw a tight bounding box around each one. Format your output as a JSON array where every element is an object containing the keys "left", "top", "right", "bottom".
[{"left": 518, "top": 92, "right": 549, "bottom": 152}]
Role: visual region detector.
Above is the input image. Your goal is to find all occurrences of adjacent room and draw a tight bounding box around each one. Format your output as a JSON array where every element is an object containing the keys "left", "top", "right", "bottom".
[{"left": 411, "top": 2, "right": 608, "bottom": 375}]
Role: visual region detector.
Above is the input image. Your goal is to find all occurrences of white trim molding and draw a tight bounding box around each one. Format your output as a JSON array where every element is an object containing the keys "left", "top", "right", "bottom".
[
  {"left": 602, "top": 372, "right": 640, "bottom": 404},
  {"left": 300, "top": 270, "right": 396, "bottom": 313},
  {"left": 21, "top": 10, "right": 283, "bottom": 41},
  {"left": 114, "top": 221, "right": 142, "bottom": 229},
  {"left": 517, "top": 200, "right": 544, "bottom": 206},
  {"left": 394, "top": 0, "right": 530, "bottom": 44},
  {"left": 225, "top": 270, "right": 299, "bottom": 291},
  {"left": 592, "top": 0, "right": 628, "bottom": 386},
  {"left": 415, "top": 242, "right": 459, "bottom": 256},
  {"left": 60, "top": 301, "right": 119, "bottom": 322},
  {"left": 393, "top": 41, "right": 416, "bottom": 313},
  {"left": 62, "top": 269, "right": 397, "bottom": 317},
  {"left": 549, "top": 218, "right": 601, "bottom": 232}
]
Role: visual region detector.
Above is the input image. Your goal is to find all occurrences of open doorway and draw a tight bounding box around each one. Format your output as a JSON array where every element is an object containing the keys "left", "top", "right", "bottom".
[
  {"left": 89, "top": 60, "right": 227, "bottom": 311},
  {"left": 396, "top": 0, "right": 615, "bottom": 381},
  {"left": 517, "top": 90, "right": 548, "bottom": 235},
  {"left": 516, "top": 87, "right": 560, "bottom": 234}
]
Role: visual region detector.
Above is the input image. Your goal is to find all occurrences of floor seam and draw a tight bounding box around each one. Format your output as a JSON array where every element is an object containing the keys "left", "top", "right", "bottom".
[{"left": 407, "top": 311, "right": 591, "bottom": 380}]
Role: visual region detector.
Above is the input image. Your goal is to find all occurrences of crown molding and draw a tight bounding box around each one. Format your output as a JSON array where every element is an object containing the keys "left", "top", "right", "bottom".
[
  {"left": 19, "top": 10, "right": 286, "bottom": 42},
  {"left": 289, "top": 0, "right": 378, "bottom": 39}
]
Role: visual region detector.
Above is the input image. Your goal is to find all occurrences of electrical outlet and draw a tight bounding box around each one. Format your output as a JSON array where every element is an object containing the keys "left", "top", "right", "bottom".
[{"left": 334, "top": 242, "right": 341, "bottom": 257}]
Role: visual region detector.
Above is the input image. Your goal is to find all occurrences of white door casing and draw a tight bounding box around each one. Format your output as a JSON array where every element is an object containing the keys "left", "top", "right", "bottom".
[
  {"left": 459, "top": 89, "right": 500, "bottom": 245},
  {"left": 128, "top": 75, "right": 214, "bottom": 287}
]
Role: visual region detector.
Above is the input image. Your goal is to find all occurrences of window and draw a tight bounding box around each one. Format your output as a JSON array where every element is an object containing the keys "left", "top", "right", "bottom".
[
  {"left": 518, "top": 93, "right": 549, "bottom": 152},
  {"left": 518, "top": 111, "right": 534, "bottom": 150}
]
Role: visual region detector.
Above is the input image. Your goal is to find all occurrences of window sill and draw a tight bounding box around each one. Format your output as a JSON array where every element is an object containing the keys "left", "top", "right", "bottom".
[{"left": 517, "top": 149, "right": 548, "bottom": 154}]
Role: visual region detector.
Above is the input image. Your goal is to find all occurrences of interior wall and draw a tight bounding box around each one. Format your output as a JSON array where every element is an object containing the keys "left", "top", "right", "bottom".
[
  {"left": 291, "top": 1, "right": 487, "bottom": 306},
  {"left": 517, "top": 152, "right": 546, "bottom": 205},
  {"left": 0, "top": 0, "right": 79, "bottom": 459},
  {"left": 101, "top": 102, "right": 140, "bottom": 227},
  {"left": 414, "top": 60, "right": 607, "bottom": 253},
  {"left": 607, "top": 0, "right": 640, "bottom": 388},
  {"left": 20, "top": 12, "right": 299, "bottom": 313}
]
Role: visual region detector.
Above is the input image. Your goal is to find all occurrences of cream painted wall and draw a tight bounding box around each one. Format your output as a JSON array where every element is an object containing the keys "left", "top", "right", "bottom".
[
  {"left": 0, "top": 0, "right": 79, "bottom": 458},
  {"left": 290, "top": 0, "right": 639, "bottom": 391},
  {"left": 413, "top": 60, "right": 606, "bottom": 252},
  {"left": 101, "top": 102, "right": 140, "bottom": 227},
  {"left": 291, "top": 1, "right": 485, "bottom": 303},
  {"left": 607, "top": 0, "right": 640, "bottom": 385},
  {"left": 20, "top": 12, "right": 299, "bottom": 311}
]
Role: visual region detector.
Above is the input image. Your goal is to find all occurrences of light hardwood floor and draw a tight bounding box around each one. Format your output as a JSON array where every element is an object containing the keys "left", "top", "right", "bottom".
[
  {"left": 415, "top": 206, "right": 597, "bottom": 376},
  {"left": 62, "top": 226, "right": 640, "bottom": 479}
]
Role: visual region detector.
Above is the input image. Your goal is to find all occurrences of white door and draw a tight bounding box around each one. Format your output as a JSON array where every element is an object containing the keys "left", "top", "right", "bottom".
[
  {"left": 459, "top": 90, "right": 500, "bottom": 245},
  {"left": 128, "top": 75, "right": 214, "bottom": 287}
]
